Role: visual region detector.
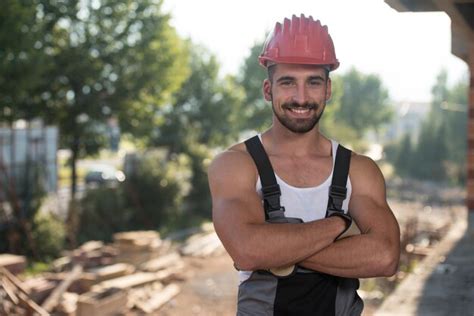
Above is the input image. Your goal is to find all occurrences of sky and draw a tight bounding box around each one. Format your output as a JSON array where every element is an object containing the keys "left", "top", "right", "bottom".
[{"left": 162, "top": 0, "right": 468, "bottom": 103}]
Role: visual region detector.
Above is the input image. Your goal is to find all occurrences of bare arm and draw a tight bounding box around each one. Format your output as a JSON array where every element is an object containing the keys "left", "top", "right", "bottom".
[
  {"left": 209, "top": 148, "right": 346, "bottom": 271},
  {"left": 299, "top": 155, "right": 400, "bottom": 278}
]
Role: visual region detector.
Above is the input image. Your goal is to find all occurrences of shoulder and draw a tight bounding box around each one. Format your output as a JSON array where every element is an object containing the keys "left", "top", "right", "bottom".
[
  {"left": 348, "top": 152, "right": 386, "bottom": 196},
  {"left": 208, "top": 141, "right": 257, "bottom": 193}
]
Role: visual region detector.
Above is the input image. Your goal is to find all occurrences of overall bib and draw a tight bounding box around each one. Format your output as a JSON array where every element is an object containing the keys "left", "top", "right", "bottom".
[{"left": 237, "top": 135, "right": 364, "bottom": 316}]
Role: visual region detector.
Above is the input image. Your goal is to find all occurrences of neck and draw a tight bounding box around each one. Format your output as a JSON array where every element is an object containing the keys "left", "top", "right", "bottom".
[{"left": 262, "top": 123, "right": 330, "bottom": 157}]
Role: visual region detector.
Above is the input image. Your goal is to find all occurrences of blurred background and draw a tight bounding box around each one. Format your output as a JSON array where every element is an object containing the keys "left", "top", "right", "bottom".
[{"left": 0, "top": 0, "right": 473, "bottom": 315}]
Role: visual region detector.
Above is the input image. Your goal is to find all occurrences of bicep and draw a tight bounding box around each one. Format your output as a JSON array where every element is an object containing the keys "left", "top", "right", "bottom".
[
  {"left": 208, "top": 152, "right": 265, "bottom": 258},
  {"left": 348, "top": 156, "right": 399, "bottom": 238}
]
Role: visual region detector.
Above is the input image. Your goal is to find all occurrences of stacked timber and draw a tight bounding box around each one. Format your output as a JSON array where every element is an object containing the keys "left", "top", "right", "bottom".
[
  {"left": 23, "top": 276, "right": 58, "bottom": 303},
  {"left": 180, "top": 231, "right": 225, "bottom": 257},
  {"left": 131, "top": 283, "right": 181, "bottom": 314},
  {"left": 76, "top": 262, "right": 135, "bottom": 292},
  {"left": 113, "top": 230, "right": 163, "bottom": 265},
  {"left": 0, "top": 254, "right": 27, "bottom": 274},
  {"left": 71, "top": 241, "right": 118, "bottom": 268},
  {"left": 1, "top": 226, "right": 224, "bottom": 315},
  {"left": 77, "top": 287, "right": 127, "bottom": 316},
  {"left": 0, "top": 267, "right": 49, "bottom": 315}
]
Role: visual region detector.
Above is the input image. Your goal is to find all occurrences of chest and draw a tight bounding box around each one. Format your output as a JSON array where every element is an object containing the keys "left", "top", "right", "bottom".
[{"left": 269, "top": 155, "right": 333, "bottom": 188}]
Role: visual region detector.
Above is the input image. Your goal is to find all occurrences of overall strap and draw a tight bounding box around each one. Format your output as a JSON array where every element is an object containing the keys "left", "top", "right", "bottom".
[
  {"left": 244, "top": 136, "right": 285, "bottom": 220},
  {"left": 326, "top": 144, "right": 352, "bottom": 214}
]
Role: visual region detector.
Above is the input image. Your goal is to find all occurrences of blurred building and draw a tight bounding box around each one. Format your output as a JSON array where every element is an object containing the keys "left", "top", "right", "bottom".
[
  {"left": 385, "top": 0, "right": 474, "bottom": 209},
  {"left": 385, "top": 101, "right": 430, "bottom": 142},
  {"left": 0, "top": 120, "right": 58, "bottom": 230}
]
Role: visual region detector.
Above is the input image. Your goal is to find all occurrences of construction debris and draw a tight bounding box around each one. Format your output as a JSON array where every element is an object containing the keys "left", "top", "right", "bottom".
[
  {"left": 134, "top": 283, "right": 180, "bottom": 314},
  {"left": 42, "top": 264, "right": 83, "bottom": 312},
  {"left": 0, "top": 226, "right": 222, "bottom": 315},
  {"left": 0, "top": 267, "right": 49, "bottom": 315},
  {"left": 180, "top": 231, "right": 225, "bottom": 257},
  {"left": 0, "top": 254, "right": 27, "bottom": 274},
  {"left": 77, "top": 287, "right": 127, "bottom": 316},
  {"left": 114, "top": 230, "right": 162, "bottom": 266}
]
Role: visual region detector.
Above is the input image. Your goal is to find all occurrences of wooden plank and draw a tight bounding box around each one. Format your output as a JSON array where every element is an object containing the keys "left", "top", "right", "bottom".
[
  {"left": 113, "top": 230, "right": 160, "bottom": 244},
  {"left": 1, "top": 266, "right": 29, "bottom": 295},
  {"left": 16, "top": 290, "right": 49, "bottom": 316},
  {"left": 1, "top": 276, "right": 19, "bottom": 304},
  {"left": 135, "top": 283, "right": 180, "bottom": 313},
  {"left": 0, "top": 254, "right": 27, "bottom": 275},
  {"left": 79, "top": 240, "right": 104, "bottom": 252},
  {"left": 77, "top": 288, "right": 127, "bottom": 316},
  {"left": 42, "top": 264, "right": 83, "bottom": 312},
  {"left": 93, "top": 272, "right": 160, "bottom": 291},
  {"left": 88, "top": 263, "right": 135, "bottom": 281},
  {"left": 181, "top": 232, "right": 221, "bottom": 256},
  {"left": 140, "top": 252, "right": 182, "bottom": 272}
]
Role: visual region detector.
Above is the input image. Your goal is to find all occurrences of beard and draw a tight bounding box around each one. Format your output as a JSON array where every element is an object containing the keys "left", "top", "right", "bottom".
[{"left": 272, "top": 101, "right": 325, "bottom": 134}]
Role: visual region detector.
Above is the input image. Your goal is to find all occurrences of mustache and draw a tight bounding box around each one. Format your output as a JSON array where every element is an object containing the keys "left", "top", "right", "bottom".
[{"left": 282, "top": 102, "right": 318, "bottom": 110}]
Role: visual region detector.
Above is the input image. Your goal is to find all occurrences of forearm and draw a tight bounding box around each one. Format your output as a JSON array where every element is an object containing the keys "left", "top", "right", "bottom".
[
  {"left": 224, "top": 217, "right": 345, "bottom": 271},
  {"left": 298, "top": 233, "right": 399, "bottom": 278}
]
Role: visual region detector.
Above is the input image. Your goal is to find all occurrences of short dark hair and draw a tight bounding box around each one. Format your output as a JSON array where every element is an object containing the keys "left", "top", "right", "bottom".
[{"left": 267, "top": 65, "right": 330, "bottom": 83}]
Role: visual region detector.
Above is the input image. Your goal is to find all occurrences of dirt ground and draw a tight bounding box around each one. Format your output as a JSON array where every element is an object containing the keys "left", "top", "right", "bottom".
[{"left": 159, "top": 254, "right": 238, "bottom": 316}]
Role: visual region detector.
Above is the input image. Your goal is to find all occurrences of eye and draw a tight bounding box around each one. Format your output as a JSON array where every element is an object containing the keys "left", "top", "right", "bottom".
[
  {"left": 308, "top": 79, "right": 322, "bottom": 86},
  {"left": 280, "top": 80, "right": 293, "bottom": 86}
]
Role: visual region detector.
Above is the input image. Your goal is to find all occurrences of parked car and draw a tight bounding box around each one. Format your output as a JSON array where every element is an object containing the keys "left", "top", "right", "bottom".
[{"left": 84, "top": 165, "right": 126, "bottom": 186}]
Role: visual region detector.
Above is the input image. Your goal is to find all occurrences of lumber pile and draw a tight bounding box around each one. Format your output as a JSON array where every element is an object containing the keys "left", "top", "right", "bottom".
[
  {"left": 131, "top": 283, "right": 181, "bottom": 314},
  {"left": 0, "top": 267, "right": 49, "bottom": 315},
  {"left": 180, "top": 231, "right": 225, "bottom": 257},
  {"left": 0, "top": 253, "right": 27, "bottom": 274},
  {"left": 113, "top": 230, "right": 163, "bottom": 266},
  {"left": 23, "top": 276, "right": 58, "bottom": 303},
  {"left": 1, "top": 225, "right": 223, "bottom": 315}
]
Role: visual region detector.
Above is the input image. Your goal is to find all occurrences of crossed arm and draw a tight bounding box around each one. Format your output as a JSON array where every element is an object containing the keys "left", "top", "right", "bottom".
[{"left": 209, "top": 149, "right": 400, "bottom": 278}]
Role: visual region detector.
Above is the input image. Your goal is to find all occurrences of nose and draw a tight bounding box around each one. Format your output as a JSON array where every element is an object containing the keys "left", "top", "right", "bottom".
[{"left": 292, "top": 84, "right": 308, "bottom": 105}]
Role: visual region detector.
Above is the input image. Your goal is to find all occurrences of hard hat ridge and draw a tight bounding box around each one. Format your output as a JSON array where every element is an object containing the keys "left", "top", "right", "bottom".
[{"left": 259, "top": 14, "right": 339, "bottom": 71}]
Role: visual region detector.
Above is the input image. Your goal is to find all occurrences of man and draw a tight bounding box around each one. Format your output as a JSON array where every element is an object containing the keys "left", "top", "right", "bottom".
[{"left": 208, "top": 14, "right": 400, "bottom": 315}]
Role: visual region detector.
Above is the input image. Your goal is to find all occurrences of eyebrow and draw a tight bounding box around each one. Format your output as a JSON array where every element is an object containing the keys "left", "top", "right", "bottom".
[
  {"left": 276, "top": 76, "right": 295, "bottom": 83},
  {"left": 275, "top": 75, "right": 326, "bottom": 83},
  {"left": 308, "top": 75, "right": 325, "bottom": 81}
]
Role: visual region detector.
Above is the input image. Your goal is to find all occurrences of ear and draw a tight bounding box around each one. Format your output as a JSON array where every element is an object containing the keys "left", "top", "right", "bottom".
[
  {"left": 263, "top": 79, "right": 272, "bottom": 101},
  {"left": 325, "top": 78, "right": 332, "bottom": 101}
]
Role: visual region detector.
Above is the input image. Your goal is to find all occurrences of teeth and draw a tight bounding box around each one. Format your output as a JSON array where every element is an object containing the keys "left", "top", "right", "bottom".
[{"left": 290, "top": 108, "right": 310, "bottom": 113}]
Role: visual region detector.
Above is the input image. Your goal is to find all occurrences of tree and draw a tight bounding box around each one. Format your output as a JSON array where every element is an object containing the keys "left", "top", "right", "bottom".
[
  {"left": 385, "top": 70, "right": 468, "bottom": 184},
  {"left": 0, "top": 0, "right": 49, "bottom": 122},
  {"left": 236, "top": 39, "right": 272, "bottom": 132},
  {"left": 1, "top": 0, "right": 189, "bottom": 199},
  {"left": 337, "top": 68, "right": 393, "bottom": 139},
  {"left": 154, "top": 43, "right": 245, "bottom": 220}
]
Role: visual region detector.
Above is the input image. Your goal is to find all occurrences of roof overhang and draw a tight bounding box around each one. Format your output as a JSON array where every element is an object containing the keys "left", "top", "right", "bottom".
[{"left": 385, "top": 0, "right": 474, "bottom": 63}]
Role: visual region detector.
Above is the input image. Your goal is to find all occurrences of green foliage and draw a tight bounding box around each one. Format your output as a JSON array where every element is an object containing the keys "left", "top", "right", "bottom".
[
  {"left": 23, "top": 261, "right": 51, "bottom": 277},
  {"left": 0, "top": 0, "right": 48, "bottom": 122},
  {"left": 1, "top": 0, "right": 189, "bottom": 199},
  {"left": 337, "top": 68, "right": 393, "bottom": 138},
  {"left": 384, "top": 70, "right": 467, "bottom": 185},
  {"left": 31, "top": 212, "right": 65, "bottom": 261},
  {"left": 236, "top": 39, "right": 272, "bottom": 132},
  {"left": 149, "top": 43, "right": 245, "bottom": 224},
  {"left": 77, "top": 186, "right": 129, "bottom": 243},
  {"left": 78, "top": 150, "right": 191, "bottom": 242},
  {"left": 320, "top": 76, "right": 368, "bottom": 152},
  {"left": 155, "top": 43, "right": 244, "bottom": 149}
]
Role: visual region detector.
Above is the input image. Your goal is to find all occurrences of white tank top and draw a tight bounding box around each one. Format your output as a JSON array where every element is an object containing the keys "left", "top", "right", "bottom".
[{"left": 239, "top": 137, "right": 352, "bottom": 283}]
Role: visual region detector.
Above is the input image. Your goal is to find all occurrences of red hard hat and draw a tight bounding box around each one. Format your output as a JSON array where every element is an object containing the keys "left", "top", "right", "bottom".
[{"left": 259, "top": 14, "right": 339, "bottom": 71}]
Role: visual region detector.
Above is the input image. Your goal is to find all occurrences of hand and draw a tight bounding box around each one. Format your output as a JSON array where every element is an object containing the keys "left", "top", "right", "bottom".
[
  {"left": 268, "top": 265, "right": 296, "bottom": 278},
  {"left": 336, "top": 220, "right": 361, "bottom": 240}
]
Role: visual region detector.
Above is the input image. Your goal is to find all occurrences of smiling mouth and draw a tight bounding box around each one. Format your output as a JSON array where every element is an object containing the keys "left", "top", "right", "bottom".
[{"left": 288, "top": 107, "right": 312, "bottom": 114}]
